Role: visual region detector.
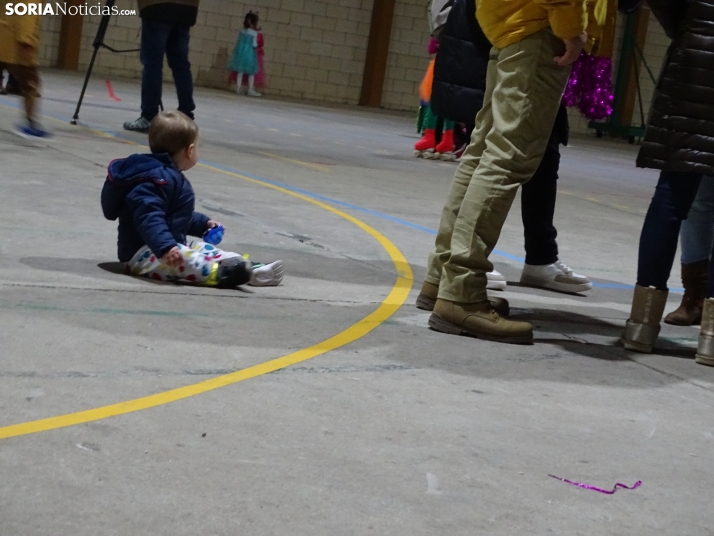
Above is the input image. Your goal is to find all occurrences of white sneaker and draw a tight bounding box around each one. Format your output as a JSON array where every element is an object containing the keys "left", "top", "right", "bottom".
[
  {"left": 487, "top": 270, "right": 507, "bottom": 291},
  {"left": 520, "top": 260, "right": 592, "bottom": 294},
  {"left": 249, "top": 260, "right": 284, "bottom": 287},
  {"left": 247, "top": 88, "right": 262, "bottom": 97}
]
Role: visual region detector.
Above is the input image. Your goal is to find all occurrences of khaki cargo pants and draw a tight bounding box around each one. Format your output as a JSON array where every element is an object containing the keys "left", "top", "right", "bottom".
[{"left": 426, "top": 28, "right": 572, "bottom": 304}]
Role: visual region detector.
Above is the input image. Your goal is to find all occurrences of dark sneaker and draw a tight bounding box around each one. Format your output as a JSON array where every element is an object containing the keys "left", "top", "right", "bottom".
[
  {"left": 15, "top": 122, "right": 51, "bottom": 140},
  {"left": 249, "top": 260, "right": 284, "bottom": 286},
  {"left": 217, "top": 258, "right": 252, "bottom": 288},
  {"left": 123, "top": 116, "right": 151, "bottom": 133}
]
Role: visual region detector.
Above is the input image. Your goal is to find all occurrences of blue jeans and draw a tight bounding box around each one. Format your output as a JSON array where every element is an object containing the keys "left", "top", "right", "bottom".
[
  {"left": 140, "top": 19, "right": 195, "bottom": 121},
  {"left": 636, "top": 171, "right": 714, "bottom": 295},
  {"left": 680, "top": 177, "right": 714, "bottom": 264}
]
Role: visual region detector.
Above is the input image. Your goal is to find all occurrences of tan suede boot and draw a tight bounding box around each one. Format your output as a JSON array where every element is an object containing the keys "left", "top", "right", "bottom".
[
  {"left": 416, "top": 281, "right": 440, "bottom": 310},
  {"left": 621, "top": 284, "right": 668, "bottom": 353},
  {"left": 428, "top": 298, "right": 532, "bottom": 344},
  {"left": 416, "top": 281, "right": 510, "bottom": 317},
  {"left": 695, "top": 298, "right": 714, "bottom": 367},
  {"left": 664, "top": 260, "right": 708, "bottom": 326}
]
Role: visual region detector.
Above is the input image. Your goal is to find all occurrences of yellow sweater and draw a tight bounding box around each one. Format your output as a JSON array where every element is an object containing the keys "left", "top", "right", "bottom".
[
  {"left": 0, "top": 13, "right": 40, "bottom": 66},
  {"left": 476, "top": 0, "right": 588, "bottom": 49}
]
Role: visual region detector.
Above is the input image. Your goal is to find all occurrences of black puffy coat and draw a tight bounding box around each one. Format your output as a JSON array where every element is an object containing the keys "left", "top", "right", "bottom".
[
  {"left": 637, "top": 0, "right": 714, "bottom": 174},
  {"left": 430, "top": 0, "right": 490, "bottom": 125},
  {"left": 430, "top": 0, "right": 569, "bottom": 145}
]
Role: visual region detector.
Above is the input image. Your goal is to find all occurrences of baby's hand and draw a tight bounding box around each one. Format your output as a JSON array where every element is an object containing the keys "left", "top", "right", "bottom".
[
  {"left": 207, "top": 220, "right": 224, "bottom": 230},
  {"left": 162, "top": 246, "right": 183, "bottom": 268}
]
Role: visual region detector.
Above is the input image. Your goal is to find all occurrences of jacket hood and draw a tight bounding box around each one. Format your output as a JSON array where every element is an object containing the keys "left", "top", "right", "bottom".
[
  {"left": 107, "top": 153, "right": 177, "bottom": 184},
  {"left": 101, "top": 153, "right": 180, "bottom": 223}
]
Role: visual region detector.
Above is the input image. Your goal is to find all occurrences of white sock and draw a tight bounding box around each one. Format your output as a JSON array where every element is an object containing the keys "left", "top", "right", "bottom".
[
  {"left": 248, "top": 75, "right": 255, "bottom": 91},
  {"left": 236, "top": 72, "right": 244, "bottom": 92}
]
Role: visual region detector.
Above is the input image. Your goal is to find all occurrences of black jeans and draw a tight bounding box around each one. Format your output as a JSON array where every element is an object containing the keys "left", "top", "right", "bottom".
[
  {"left": 140, "top": 18, "right": 195, "bottom": 121},
  {"left": 636, "top": 171, "right": 714, "bottom": 295},
  {"left": 521, "top": 134, "right": 561, "bottom": 266}
]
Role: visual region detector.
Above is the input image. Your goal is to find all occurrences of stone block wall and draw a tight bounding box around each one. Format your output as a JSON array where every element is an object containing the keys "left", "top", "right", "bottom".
[
  {"left": 382, "top": 0, "right": 430, "bottom": 110},
  {"left": 36, "top": 2, "right": 668, "bottom": 124},
  {"left": 38, "top": 13, "right": 63, "bottom": 66}
]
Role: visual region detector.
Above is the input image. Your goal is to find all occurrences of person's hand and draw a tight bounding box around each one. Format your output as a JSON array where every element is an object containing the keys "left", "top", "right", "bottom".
[
  {"left": 554, "top": 33, "right": 587, "bottom": 66},
  {"left": 207, "top": 220, "right": 223, "bottom": 230},
  {"left": 162, "top": 246, "right": 183, "bottom": 268}
]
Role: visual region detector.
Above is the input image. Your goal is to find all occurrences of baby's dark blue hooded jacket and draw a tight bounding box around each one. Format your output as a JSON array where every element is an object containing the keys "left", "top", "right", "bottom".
[{"left": 101, "top": 153, "right": 210, "bottom": 262}]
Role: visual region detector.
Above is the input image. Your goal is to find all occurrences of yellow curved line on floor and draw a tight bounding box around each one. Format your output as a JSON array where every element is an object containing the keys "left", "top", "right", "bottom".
[
  {"left": 258, "top": 151, "right": 331, "bottom": 172},
  {"left": 0, "top": 127, "right": 413, "bottom": 441}
]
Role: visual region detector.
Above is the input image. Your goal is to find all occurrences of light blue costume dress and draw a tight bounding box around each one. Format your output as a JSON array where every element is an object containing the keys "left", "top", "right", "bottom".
[{"left": 228, "top": 28, "right": 259, "bottom": 75}]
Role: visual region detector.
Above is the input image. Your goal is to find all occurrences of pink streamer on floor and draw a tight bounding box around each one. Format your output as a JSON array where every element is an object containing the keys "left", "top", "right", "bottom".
[
  {"left": 105, "top": 79, "right": 121, "bottom": 102},
  {"left": 549, "top": 474, "right": 642, "bottom": 494}
]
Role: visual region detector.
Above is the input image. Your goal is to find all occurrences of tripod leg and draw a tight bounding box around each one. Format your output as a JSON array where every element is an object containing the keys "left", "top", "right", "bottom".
[
  {"left": 71, "top": 44, "right": 100, "bottom": 125},
  {"left": 71, "top": 1, "right": 115, "bottom": 124}
]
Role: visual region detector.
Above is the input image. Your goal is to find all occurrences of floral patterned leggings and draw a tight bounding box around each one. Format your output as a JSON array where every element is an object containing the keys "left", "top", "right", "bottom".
[{"left": 127, "top": 241, "right": 243, "bottom": 286}]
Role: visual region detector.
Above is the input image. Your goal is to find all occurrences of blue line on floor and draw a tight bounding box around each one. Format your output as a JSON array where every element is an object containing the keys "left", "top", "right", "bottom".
[{"left": 6, "top": 98, "right": 672, "bottom": 293}]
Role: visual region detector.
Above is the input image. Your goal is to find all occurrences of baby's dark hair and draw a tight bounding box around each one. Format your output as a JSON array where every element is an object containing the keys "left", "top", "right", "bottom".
[
  {"left": 243, "top": 10, "right": 258, "bottom": 29},
  {"left": 148, "top": 111, "right": 199, "bottom": 156}
]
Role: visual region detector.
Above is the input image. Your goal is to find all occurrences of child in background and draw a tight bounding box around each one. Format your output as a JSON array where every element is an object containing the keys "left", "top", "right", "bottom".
[
  {"left": 0, "top": 10, "right": 48, "bottom": 138},
  {"left": 102, "top": 111, "right": 284, "bottom": 288},
  {"left": 414, "top": 37, "right": 457, "bottom": 160},
  {"left": 254, "top": 24, "right": 266, "bottom": 89},
  {"left": 228, "top": 16, "right": 266, "bottom": 90},
  {"left": 236, "top": 21, "right": 266, "bottom": 90},
  {"left": 228, "top": 11, "right": 261, "bottom": 97}
]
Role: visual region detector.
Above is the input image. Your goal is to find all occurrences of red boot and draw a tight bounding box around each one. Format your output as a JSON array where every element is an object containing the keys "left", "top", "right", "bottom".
[
  {"left": 435, "top": 129, "right": 454, "bottom": 160},
  {"left": 414, "top": 129, "right": 436, "bottom": 157}
]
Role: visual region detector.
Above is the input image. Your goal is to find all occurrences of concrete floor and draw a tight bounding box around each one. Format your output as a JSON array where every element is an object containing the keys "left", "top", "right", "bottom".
[{"left": 1, "top": 71, "right": 713, "bottom": 535}]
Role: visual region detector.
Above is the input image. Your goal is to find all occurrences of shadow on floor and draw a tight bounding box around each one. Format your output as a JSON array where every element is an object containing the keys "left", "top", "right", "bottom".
[{"left": 384, "top": 307, "right": 708, "bottom": 389}]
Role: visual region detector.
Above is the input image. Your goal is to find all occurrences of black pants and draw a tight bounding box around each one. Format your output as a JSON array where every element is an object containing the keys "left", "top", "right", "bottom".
[
  {"left": 140, "top": 19, "right": 195, "bottom": 120},
  {"left": 520, "top": 105, "right": 568, "bottom": 266}
]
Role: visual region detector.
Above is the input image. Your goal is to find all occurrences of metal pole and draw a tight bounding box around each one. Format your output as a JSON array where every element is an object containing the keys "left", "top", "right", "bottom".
[{"left": 70, "top": 0, "right": 117, "bottom": 124}]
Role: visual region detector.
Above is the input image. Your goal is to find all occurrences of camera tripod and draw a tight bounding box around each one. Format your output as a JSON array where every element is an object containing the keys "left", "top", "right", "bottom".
[{"left": 71, "top": 0, "right": 154, "bottom": 125}]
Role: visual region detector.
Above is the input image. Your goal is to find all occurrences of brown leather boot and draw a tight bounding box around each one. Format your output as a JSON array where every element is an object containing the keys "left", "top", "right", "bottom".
[
  {"left": 621, "top": 284, "right": 668, "bottom": 353},
  {"left": 428, "top": 298, "right": 532, "bottom": 344},
  {"left": 416, "top": 281, "right": 510, "bottom": 317},
  {"left": 696, "top": 298, "right": 714, "bottom": 367},
  {"left": 664, "top": 260, "right": 709, "bottom": 326}
]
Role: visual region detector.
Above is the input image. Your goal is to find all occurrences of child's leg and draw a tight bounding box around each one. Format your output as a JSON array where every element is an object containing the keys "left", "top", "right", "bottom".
[
  {"left": 246, "top": 75, "right": 261, "bottom": 97},
  {"left": 184, "top": 240, "right": 284, "bottom": 287},
  {"left": 127, "top": 243, "right": 250, "bottom": 287},
  {"left": 415, "top": 105, "right": 438, "bottom": 154},
  {"left": 236, "top": 72, "right": 244, "bottom": 93},
  {"left": 6, "top": 64, "right": 40, "bottom": 123},
  {"left": 435, "top": 118, "right": 456, "bottom": 157}
]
